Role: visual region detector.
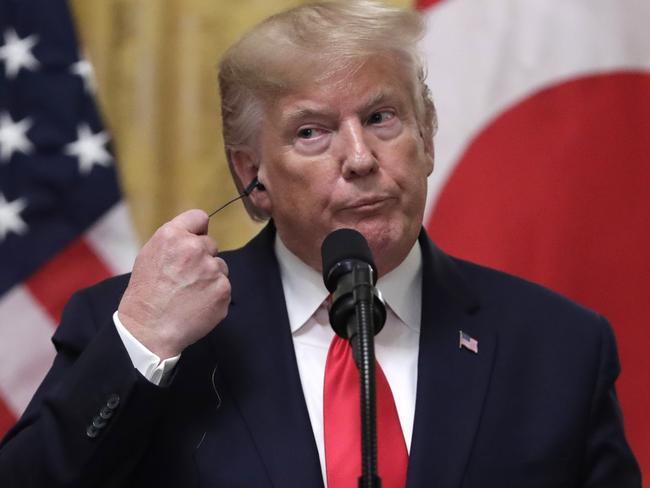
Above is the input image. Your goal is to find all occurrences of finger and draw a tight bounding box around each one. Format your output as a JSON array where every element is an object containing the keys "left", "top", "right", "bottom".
[
  {"left": 171, "top": 209, "right": 209, "bottom": 235},
  {"left": 214, "top": 257, "right": 229, "bottom": 277},
  {"left": 196, "top": 235, "right": 218, "bottom": 256}
]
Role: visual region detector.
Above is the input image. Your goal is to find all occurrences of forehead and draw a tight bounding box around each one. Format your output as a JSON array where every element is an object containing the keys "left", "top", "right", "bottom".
[{"left": 265, "top": 56, "right": 416, "bottom": 122}]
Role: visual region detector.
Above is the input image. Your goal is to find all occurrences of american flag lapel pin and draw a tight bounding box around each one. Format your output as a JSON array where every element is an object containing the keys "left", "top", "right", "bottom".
[{"left": 459, "top": 330, "right": 479, "bottom": 354}]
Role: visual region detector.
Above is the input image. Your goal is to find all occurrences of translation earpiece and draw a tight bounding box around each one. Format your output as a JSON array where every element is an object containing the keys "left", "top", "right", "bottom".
[
  {"left": 243, "top": 177, "right": 265, "bottom": 195},
  {"left": 208, "top": 177, "right": 265, "bottom": 219}
]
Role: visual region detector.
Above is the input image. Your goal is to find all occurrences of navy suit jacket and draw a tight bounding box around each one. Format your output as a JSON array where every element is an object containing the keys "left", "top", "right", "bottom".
[{"left": 0, "top": 224, "right": 641, "bottom": 487}]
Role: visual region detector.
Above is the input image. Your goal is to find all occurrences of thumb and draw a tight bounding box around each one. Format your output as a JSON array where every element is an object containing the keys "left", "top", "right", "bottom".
[{"left": 170, "top": 209, "right": 209, "bottom": 235}]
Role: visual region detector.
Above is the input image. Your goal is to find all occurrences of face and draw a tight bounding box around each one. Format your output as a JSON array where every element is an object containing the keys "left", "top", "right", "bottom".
[{"left": 236, "top": 56, "right": 434, "bottom": 276}]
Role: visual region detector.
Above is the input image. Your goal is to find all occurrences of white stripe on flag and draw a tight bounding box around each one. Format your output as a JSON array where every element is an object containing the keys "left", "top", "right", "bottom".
[
  {"left": 85, "top": 202, "right": 139, "bottom": 275},
  {"left": 0, "top": 285, "right": 56, "bottom": 416}
]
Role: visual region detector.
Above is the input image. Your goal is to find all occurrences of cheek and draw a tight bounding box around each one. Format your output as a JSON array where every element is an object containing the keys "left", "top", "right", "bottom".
[
  {"left": 267, "top": 161, "right": 335, "bottom": 213},
  {"left": 261, "top": 154, "right": 305, "bottom": 194},
  {"left": 386, "top": 136, "right": 431, "bottom": 186}
]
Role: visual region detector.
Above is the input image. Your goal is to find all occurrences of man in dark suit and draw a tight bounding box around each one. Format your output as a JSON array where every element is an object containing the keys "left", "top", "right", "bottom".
[{"left": 0, "top": 1, "right": 641, "bottom": 487}]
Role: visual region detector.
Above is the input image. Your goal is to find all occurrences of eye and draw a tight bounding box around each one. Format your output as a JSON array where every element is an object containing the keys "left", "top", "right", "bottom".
[
  {"left": 293, "top": 125, "right": 331, "bottom": 154},
  {"left": 297, "top": 127, "right": 325, "bottom": 139},
  {"left": 367, "top": 110, "right": 395, "bottom": 125}
]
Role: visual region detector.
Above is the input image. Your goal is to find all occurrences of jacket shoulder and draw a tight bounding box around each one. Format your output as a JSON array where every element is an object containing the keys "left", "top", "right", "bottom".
[
  {"left": 444, "top": 256, "right": 614, "bottom": 359},
  {"left": 453, "top": 256, "right": 604, "bottom": 323},
  {"left": 52, "top": 273, "right": 131, "bottom": 349}
]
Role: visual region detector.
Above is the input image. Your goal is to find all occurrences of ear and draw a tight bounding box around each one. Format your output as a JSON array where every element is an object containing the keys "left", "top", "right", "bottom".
[
  {"left": 419, "top": 129, "right": 435, "bottom": 177},
  {"left": 229, "top": 146, "right": 272, "bottom": 213}
]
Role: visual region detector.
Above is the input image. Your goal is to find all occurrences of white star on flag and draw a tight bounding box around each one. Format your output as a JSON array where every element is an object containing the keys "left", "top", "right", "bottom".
[
  {"left": 0, "top": 112, "right": 34, "bottom": 162},
  {"left": 0, "top": 28, "right": 39, "bottom": 79},
  {"left": 69, "top": 58, "right": 96, "bottom": 94},
  {"left": 64, "top": 123, "right": 112, "bottom": 174},
  {"left": 0, "top": 192, "right": 28, "bottom": 241}
]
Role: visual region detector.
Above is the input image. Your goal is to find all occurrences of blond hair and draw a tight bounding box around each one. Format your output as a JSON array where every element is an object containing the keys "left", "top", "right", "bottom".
[{"left": 218, "top": 0, "right": 437, "bottom": 220}]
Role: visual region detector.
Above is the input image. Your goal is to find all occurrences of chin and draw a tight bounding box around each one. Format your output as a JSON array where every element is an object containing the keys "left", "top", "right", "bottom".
[{"left": 350, "top": 219, "right": 418, "bottom": 276}]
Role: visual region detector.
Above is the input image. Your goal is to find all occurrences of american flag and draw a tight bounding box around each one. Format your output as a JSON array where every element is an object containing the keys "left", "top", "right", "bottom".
[
  {"left": 0, "top": 0, "right": 138, "bottom": 438},
  {"left": 459, "top": 330, "right": 478, "bottom": 354}
]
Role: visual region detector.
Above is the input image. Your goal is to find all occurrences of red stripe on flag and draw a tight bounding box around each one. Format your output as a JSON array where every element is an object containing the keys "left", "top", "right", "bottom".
[
  {"left": 25, "top": 238, "right": 113, "bottom": 324},
  {"left": 416, "top": 0, "right": 445, "bottom": 10},
  {"left": 0, "top": 397, "right": 17, "bottom": 439}
]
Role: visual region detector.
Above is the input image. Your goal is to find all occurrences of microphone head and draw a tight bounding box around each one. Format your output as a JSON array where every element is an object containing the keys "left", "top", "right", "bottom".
[{"left": 321, "top": 228, "right": 377, "bottom": 292}]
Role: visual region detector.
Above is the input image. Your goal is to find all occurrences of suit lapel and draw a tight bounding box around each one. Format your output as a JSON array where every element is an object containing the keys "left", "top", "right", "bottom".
[
  {"left": 407, "top": 233, "right": 497, "bottom": 488},
  {"left": 207, "top": 224, "right": 324, "bottom": 487},
  {"left": 199, "top": 225, "right": 494, "bottom": 487}
]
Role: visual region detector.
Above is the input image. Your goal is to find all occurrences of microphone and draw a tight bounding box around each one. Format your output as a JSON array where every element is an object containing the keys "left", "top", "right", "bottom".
[
  {"left": 321, "top": 228, "right": 385, "bottom": 487},
  {"left": 321, "top": 228, "right": 386, "bottom": 342},
  {"left": 208, "top": 177, "right": 265, "bottom": 219}
]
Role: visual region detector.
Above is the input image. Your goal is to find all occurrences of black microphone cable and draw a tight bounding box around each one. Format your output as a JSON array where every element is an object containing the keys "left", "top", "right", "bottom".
[{"left": 207, "top": 177, "right": 264, "bottom": 219}]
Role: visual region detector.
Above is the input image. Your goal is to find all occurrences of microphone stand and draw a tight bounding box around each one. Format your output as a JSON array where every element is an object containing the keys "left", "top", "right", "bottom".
[{"left": 349, "top": 264, "right": 381, "bottom": 488}]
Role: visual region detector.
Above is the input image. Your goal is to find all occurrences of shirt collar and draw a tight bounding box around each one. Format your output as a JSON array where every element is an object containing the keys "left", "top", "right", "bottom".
[
  {"left": 275, "top": 236, "right": 330, "bottom": 334},
  {"left": 376, "top": 242, "right": 422, "bottom": 331},
  {"left": 275, "top": 235, "right": 423, "bottom": 334}
]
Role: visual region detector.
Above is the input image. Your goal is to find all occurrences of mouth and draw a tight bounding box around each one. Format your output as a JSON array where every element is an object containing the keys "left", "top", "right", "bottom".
[{"left": 341, "top": 196, "right": 395, "bottom": 213}]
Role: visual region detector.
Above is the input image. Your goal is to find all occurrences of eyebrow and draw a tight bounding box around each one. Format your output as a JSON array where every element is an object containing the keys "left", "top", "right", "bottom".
[
  {"left": 363, "top": 90, "right": 393, "bottom": 111},
  {"left": 282, "top": 107, "right": 338, "bottom": 126},
  {"left": 282, "top": 88, "right": 399, "bottom": 127}
]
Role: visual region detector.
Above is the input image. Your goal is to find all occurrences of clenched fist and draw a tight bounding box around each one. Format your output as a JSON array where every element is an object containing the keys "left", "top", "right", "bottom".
[{"left": 118, "top": 209, "right": 231, "bottom": 359}]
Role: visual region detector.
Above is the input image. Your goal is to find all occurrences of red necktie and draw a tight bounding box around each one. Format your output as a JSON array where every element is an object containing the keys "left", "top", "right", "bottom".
[{"left": 323, "top": 336, "right": 409, "bottom": 488}]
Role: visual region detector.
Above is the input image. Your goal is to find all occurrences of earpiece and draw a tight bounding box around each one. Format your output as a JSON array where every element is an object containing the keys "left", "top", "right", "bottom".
[
  {"left": 243, "top": 177, "right": 265, "bottom": 196},
  {"left": 208, "top": 177, "right": 265, "bottom": 219}
]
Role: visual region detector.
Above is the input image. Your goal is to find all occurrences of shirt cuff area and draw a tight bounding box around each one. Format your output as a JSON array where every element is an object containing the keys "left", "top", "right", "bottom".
[{"left": 113, "top": 311, "right": 180, "bottom": 386}]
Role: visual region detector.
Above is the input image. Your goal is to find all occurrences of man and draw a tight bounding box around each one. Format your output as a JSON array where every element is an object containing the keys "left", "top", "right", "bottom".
[{"left": 0, "top": 1, "right": 641, "bottom": 487}]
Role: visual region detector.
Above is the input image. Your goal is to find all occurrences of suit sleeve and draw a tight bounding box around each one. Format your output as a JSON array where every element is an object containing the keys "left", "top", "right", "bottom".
[
  {"left": 582, "top": 316, "right": 641, "bottom": 487},
  {"left": 0, "top": 286, "right": 170, "bottom": 488}
]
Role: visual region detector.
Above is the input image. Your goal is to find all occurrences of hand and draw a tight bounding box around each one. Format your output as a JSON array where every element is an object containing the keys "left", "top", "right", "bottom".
[{"left": 118, "top": 209, "right": 231, "bottom": 359}]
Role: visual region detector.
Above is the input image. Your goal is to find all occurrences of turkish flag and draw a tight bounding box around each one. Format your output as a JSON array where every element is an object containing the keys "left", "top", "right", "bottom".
[{"left": 419, "top": 0, "right": 650, "bottom": 482}]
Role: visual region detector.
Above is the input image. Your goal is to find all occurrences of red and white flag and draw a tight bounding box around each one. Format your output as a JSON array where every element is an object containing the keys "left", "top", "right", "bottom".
[
  {"left": 459, "top": 331, "right": 478, "bottom": 354},
  {"left": 419, "top": 0, "right": 650, "bottom": 480}
]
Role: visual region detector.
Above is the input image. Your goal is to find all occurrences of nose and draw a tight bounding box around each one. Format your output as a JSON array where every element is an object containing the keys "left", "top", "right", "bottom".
[{"left": 338, "top": 119, "right": 378, "bottom": 179}]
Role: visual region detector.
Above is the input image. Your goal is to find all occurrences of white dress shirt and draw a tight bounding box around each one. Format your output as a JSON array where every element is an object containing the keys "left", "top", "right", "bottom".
[
  {"left": 275, "top": 236, "right": 422, "bottom": 484},
  {"left": 114, "top": 311, "right": 180, "bottom": 385},
  {"left": 114, "top": 234, "right": 422, "bottom": 485}
]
